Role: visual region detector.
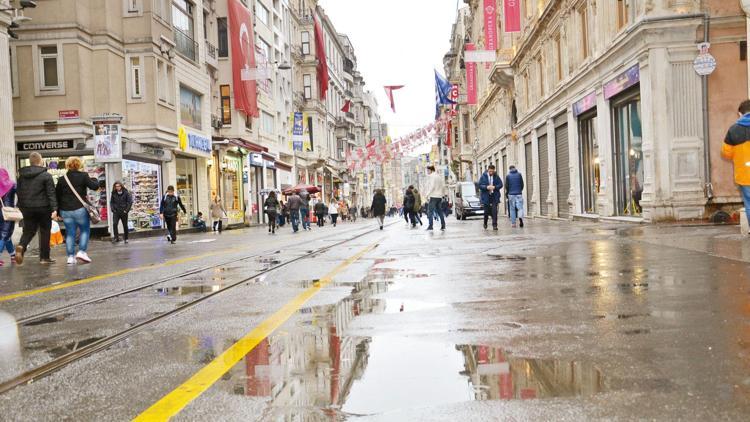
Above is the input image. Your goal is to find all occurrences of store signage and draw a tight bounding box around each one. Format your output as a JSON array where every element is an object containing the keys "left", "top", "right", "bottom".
[
  {"left": 93, "top": 116, "right": 123, "bottom": 163},
  {"left": 263, "top": 159, "right": 275, "bottom": 169},
  {"left": 291, "top": 112, "right": 304, "bottom": 151},
  {"left": 504, "top": 0, "right": 521, "bottom": 33},
  {"left": 58, "top": 110, "right": 79, "bottom": 120},
  {"left": 16, "top": 140, "right": 74, "bottom": 151},
  {"left": 693, "top": 42, "right": 716, "bottom": 76},
  {"left": 572, "top": 92, "right": 597, "bottom": 117},
  {"left": 249, "top": 153, "right": 263, "bottom": 167},
  {"left": 604, "top": 64, "right": 640, "bottom": 100},
  {"left": 188, "top": 133, "right": 211, "bottom": 154},
  {"left": 484, "top": 0, "right": 497, "bottom": 50},
  {"left": 466, "top": 44, "right": 478, "bottom": 105}
]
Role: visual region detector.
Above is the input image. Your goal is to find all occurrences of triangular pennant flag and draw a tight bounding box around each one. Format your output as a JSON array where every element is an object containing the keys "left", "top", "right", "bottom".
[
  {"left": 384, "top": 85, "right": 405, "bottom": 113},
  {"left": 341, "top": 99, "right": 351, "bottom": 113}
]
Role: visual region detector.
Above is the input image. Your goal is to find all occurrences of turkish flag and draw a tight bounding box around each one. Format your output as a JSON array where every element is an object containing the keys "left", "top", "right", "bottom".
[
  {"left": 228, "top": 0, "right": 259, "bottom": 118},
  {"left": 384, "top": 85, "right": 405, "bottom": 113},
  {"left": 314, "top": 15, "right": 329, "bottom": 100},
  {"left": 341, "top": 99, "right": 351, "bottom": 113},
  {"left": 366, "top": 138, "right": 376, "bottom": 149}
]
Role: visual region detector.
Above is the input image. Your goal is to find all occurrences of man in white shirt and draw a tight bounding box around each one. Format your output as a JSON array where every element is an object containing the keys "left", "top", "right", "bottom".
[{"left": 424, "top": 165, "right": 446, "bottom": 231}]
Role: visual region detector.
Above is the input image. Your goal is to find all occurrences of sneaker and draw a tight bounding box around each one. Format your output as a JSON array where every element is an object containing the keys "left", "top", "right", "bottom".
[
  {"left": 519, "top": 218, "right": 524, "bottom": 228},
  {"left": 484, "top": 224, "right": 487, "bottom": 230},
  {"left": 76, "top": 251, "right": 92, "bottom": 263},
  {"left": 380, "top": 225, "right": 383, "bottom": 230},
  {"left": 493, "top": 226, "right": 498, "bottom": 231},
  {"left": 14, "top": 245, "right": 24, "bottom": 265},
  {"left": 66, "top": 256, "right": 76, "bottom": 265},
  {"left": 40, "top": 258, "right": 56, "bottom": 264},
  {"left": 124, "top": 240, "right": 128, "bottom": 244},
  {"left": 426, "top": 227, "right": 434, "bottom": 231},
  {"left": 166, "top": 234, "right": 172, "bottom": 242}
]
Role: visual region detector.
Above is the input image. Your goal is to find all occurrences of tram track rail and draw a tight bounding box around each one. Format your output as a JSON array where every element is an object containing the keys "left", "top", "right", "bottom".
[{"left": 0, "top": 222, "right": 393, "bottom": 395}]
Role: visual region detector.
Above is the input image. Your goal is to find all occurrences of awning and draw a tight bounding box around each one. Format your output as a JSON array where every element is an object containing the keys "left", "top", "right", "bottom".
[
  {"left": 275, "top": 160, "right": 293, "bottom": 171},
  {"left": 212, "top": 136, "right": 267, "bottom": 153}
]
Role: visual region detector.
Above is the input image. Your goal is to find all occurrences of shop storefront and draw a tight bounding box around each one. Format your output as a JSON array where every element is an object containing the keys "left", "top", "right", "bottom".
[
  {"left": 223, "top": 152, "right": 244, "bottom": 225},
  {"left": 573, "top": 92, "right": 599, "bottom": 215},
  {"left": 175, "top": 156, "right": 197, "bottom": 227},
  {"left": 122, "top": 159, "right": 163, "bottom": 230},
  {"left": 604, "top": 65, "right": 643, "bottom": 217}
]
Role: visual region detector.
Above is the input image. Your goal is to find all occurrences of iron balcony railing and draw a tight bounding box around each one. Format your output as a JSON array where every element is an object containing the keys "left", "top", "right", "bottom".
[
  {"left": 174, "top": 28, "right": 198, "bottom": 62},
  {"left": 205, "top": 40, "right": 217, "bottom": 60}
]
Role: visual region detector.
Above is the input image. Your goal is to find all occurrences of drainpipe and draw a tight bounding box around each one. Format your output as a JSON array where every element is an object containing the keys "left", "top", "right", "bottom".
[{"left": 702, "top": 14, "right": 714, "bottom": 200}]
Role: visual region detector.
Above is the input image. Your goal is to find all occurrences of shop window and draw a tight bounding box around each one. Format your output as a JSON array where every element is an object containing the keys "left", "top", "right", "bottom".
[
  {"left": 217, "top": 17, "right": 228, "bottom": 57},
  {"left": 180, "top": 85, "right": 202, "bottom": 130},
  {"left": 129, "top": 57, "right": 143, "bottom": 99},
  {"left": 122, "top": 160, "right": 163, "bottom": 230},
  {"left": 9, "top": 46, "right": 18, "bottom": 97},
  {"left": 38, "top": 45, "right": 61, "bottom": 91},
  {"left": 301, "top": 31, "right": 310, "bottom": 55},
  {"left": 220, "top": 84, "right": 231, "bottom": 125},
  {"left": 303, "top": 74, "right": 312, "bottom": 99},
  {"left": 157, "top": 59, "right": 175, "bottom": 105},
  {"left": 176, "top": 157, "right": 196, "bottom": 227},
  {"left": 262, "top": 111, "right": 274, "bottom": 134},
  {"left": 257, "top": 3, "right": 269, "bottom": 26}
]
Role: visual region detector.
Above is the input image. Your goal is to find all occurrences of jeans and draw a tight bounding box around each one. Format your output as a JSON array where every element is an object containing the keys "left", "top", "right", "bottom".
[
  {"left": 61, "top": 208, "right": 90, "bottom": 256},
  {"left": 164, "top": 215, "right": 178, "bottom": 241},
  {"left": 331, "top": 214, "right": 338, "bottom": 226},
  {"left": 0, "top": 219, "right": 15, "bottom": 257},
  {"left": 19, "top": 208, "right": 52, "bottom": 260},
  {"left": 112, "top": 211, "right": 129, "bottom": 240},
  {"left": 483, "top": 203, "right": 498, "bottom": 228},
  {"left": 290, "top": 209, "right": 300, "bottom": 232},
  {"left": 427, "top": 197, "right": 445, "bottom": 229},
  {"left": 740, "top": 186, "right": 750, "bottom": 231},
  {"left": 300, "top": 207, "right": 310, "bottom": 230},
  {"left": 508, "top": 194, "right": 525, "bottom": 225}
]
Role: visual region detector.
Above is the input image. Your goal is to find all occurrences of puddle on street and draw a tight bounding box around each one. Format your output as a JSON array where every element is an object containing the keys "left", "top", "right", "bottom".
[
  {"left": 47, "top": 336, "right": 106, "bottom": 359},
  {"left": 198, "top": 272, "right": 605, "bottom": 416},
  {"left": 22, "top": 313, "right": 72, "bottom": 327},
  {"left": 155, "top": 285, "right": 223, "bottom": 296}
]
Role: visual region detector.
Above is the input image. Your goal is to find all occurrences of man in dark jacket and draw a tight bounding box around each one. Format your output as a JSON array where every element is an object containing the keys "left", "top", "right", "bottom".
[
  {"left": 505, "top": 165, "right": 525, "bottom": 228},
  {"left": 286, "top": 192, "right": 302, "bottom": 233},
  {"left": 299, "top": 189, "right": 311, "bottom": 231},
  {"left": 15, "top": 152, "right": 58, "bottom": 264},
  {"left": 160, "top": 185, "right": 187, "bottom": 244},
  {"left": 371, "top": 189, "right": 387, "bottom": 230},
  {"left": 478, "top": 165, "right": 503, "bottom": 230},
  {"left": 110, "top": 181, "right": 133, "bottom": 243},
  {"left": 314, "top": 199, "right": 326, "bottom": 227}
]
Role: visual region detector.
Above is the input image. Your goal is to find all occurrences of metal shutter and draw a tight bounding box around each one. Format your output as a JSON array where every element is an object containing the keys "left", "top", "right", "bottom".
[
  {"left": 525, "top": 141, "right": 534, "bottom": 216},
  {"left": 555, "top": 124, "right": 570, "bottom": 218},
  {"left": 538, "top": 134, "right": 549, "bottom": 216}
]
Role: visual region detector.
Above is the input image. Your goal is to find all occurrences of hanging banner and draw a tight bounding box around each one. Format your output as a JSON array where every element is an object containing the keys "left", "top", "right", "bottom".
[
  {"left": 484, "top": 0, "right": 497, "bottom": 50},
  {"left": 504, "top": 0, "right": 521, "bottom": 33},
  {"left": 466, "top": 43, "right": 478, "bottom": 105},
  {"left": 93, "top": 115, "right": 123, "bottom": 163},
  {"left": 228, "top": 0, "right": 259, "bottom": 117}
]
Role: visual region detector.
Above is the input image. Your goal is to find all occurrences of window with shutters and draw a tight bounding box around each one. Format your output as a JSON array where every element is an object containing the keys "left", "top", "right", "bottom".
[{"left": 129, "top": 57, "right": 143, "bottom": 99}]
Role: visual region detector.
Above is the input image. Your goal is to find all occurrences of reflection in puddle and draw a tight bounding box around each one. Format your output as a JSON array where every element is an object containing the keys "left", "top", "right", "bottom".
[
  {"left": 155, "top": 285, "right": 223, "bottom": 296},
  {"left": 48, "top": 336, "right": 106, "bottom": 359},
  {"left": 22, "top": 313, "right": 72, "bottom": 327}
]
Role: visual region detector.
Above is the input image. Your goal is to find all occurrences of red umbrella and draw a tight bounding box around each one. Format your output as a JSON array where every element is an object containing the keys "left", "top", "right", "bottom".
[{"left": 283, "top": 184, "right": 320, "bottom": 195}]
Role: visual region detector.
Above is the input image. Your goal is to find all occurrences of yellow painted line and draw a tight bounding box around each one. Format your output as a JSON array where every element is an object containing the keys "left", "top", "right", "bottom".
[
  {"left": 133, "top": 241, "right": 379, "bottom": 421},
  {"left": 0, "top": 246, "right": 248, "bottom": 302}
]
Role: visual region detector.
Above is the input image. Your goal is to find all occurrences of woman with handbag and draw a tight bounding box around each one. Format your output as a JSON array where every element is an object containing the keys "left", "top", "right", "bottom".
[
  {"left": 56, "top": 156, "right": 101, "bottom": 265},
  {"left": 264, "top": 191, "right": 279, "bottom": 234},
  {"left": 0, "top": 168, "right": 18, "bottom": 266}
]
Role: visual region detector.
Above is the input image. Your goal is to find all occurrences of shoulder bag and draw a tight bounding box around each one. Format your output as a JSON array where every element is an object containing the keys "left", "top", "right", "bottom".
[
  {"left": 1, "top": 205, "right": 23, "bottom": 222},
  {"left": 63, "top": 174, "right": 101, "bottom": 224}
]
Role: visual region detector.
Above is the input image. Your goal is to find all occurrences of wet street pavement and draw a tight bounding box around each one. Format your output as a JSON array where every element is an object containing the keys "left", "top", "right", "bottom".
[{"left": 1, "top": 217, "right": 750, "bottom": 420}]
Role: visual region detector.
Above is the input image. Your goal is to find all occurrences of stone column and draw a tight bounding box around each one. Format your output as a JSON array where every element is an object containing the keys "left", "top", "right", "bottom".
[{"left": 0, "top": 5, "right": 15, "bottom": 175}]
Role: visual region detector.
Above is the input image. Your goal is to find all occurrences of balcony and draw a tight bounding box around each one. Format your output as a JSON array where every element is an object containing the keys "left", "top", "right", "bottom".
[
  {"left": 489, "top": 49, "right": 515, "bottom": 89},
  {"left": 335, "top": 116, "right": 348, "bottom": 128},
  {"left": 174, "top": 28, "right": 198, "bottom": 63},
  {"left": 344, "top": 111, "right": 355, "bottom": 124},
  {"left": 205, "top": 40, "right": 218, "bottom": 69}
]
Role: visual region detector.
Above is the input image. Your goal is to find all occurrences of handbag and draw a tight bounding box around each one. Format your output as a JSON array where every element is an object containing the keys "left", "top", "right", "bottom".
[
  {"left": 63, "top": 174, "right": 101, "bottom": 224},
  {"left": 1, "top": 206, "right": 23, "bottom": 222}
]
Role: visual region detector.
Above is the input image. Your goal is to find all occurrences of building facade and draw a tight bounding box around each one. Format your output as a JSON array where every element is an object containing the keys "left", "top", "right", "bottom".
[{"left": 453, "top": 0, "right": 748, "bottom": 222}]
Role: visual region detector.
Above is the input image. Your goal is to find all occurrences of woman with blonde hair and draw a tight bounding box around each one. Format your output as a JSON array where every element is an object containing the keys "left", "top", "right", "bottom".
[
  {"left": 56, "top": 156, "right": 100, "bottom": 264},
  {"left": 210, "top": 195, "right": 226, "bottom": 233}
]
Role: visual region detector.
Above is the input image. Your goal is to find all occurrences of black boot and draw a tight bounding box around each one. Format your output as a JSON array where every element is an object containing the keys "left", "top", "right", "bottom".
[{"left": 519, "top": 218, "right": 524, "bottom": 228}]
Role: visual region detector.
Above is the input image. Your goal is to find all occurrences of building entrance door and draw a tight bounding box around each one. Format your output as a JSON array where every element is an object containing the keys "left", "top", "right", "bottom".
[
  {"left": 612, "top": 92, "right": 643, "bottom": 216},
  {"left": 578, "top": 113, "right": 599, "bottom": 214}
]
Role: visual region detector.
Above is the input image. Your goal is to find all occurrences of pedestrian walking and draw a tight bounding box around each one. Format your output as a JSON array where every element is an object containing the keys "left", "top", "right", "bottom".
[
  {"left": 287, "top": 191, "right": 302, "bottom": 232},
  {"left": 57, "top": 156, "right": 101, "bottom": 264},
  {"left": 350, "top": 205, "right": 358, "bottom": 222},
  {"left": 723, "top": 99, "right": 750, "bottom": 233},
  {"left": 15, "top": 153, "right": 57, "bottom": 265},
  {"left": 424, "top": 165, "right": 446, "bottom": 231},
  {"left": 110, "top": 181, "right": 133, "bottom": 243},
  {"left": 0, "top": 168, "right": 18, "bottom": 266},
  {"left": 299, "top": 189, "right": 312, "bottom": 231},
  {"left": 264, "top": 191, "right": 280, "bottom": 234},
  {"left": 314, "top": 199, "right": 326, "bottom": 227},
  {"left": 210, "top": 196, "right": 226, "bottom": 233},
  {"left": 505, "top": 165, "right": 525, "bottom": 228},
  {"left": 160, "top": 185, "right": 187, "bottom": 244},
  {"left": 329, "top": 199, "right": 340, "bottom": 227},
  {"left": 412, "top": 187, "right": 423, "bottom": 226},
  {"left": 479, "top": 165, "right": 503, "bottom": 231},
  {"left": 371, "top": 189, "right": 387, "bottom": 230}
]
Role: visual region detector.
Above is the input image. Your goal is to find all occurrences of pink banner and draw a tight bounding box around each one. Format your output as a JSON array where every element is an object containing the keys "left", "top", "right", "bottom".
[
  {"left": 484, "top": 0, "right": 497, "bottom": 50},
  {"left": 466, "top": 43, "right": 477, "bottom": 105},
  {"left": 504, "top": 0, "right": 521, "bottom": 33}
]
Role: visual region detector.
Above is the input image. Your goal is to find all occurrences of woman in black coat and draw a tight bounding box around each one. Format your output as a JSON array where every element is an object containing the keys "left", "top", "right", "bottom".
[{"left": 371, "top": 189, "right": 387, "bottom": 230}]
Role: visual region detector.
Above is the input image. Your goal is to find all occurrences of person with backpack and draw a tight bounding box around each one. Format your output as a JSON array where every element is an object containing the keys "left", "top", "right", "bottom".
[
  {"left": 159, "top": 185, "right": 187, "bottom": 244},
  {"left": 110, "top": 181, "right": 133, "bottom": 243},
  {"left": 56, "top": 156, "right": 101, "bottom": 264},
  {"left": 723, "top": 99, "right": 750, "bottom": 233}
]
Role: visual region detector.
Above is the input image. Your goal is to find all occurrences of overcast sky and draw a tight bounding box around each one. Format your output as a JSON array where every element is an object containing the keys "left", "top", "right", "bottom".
[{"left": 317, "top": 0, "right": 460, "bottom": 139}]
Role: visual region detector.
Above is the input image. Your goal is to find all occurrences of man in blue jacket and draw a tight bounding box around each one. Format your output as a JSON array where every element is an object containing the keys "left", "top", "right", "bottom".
[
  {"left": 478, "top": 165, "right": 503, "bottom": 230},
  {"left": 505, "top": 165, "right": 525, "bottom": 228}
]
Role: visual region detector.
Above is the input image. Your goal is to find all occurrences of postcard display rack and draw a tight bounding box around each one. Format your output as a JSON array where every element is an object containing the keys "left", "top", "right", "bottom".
[{"left": 122, "top": 160, "right": 162, "bottom": 230}]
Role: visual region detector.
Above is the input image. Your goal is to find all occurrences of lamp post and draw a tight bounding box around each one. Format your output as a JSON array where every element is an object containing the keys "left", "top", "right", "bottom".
[{"left": 742, "top": 0, "right": 750, "bottom": 97}]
